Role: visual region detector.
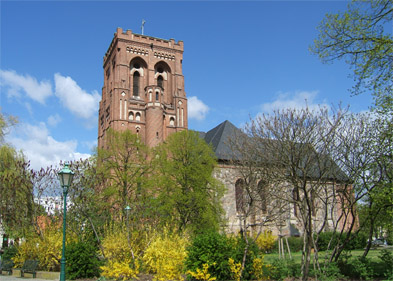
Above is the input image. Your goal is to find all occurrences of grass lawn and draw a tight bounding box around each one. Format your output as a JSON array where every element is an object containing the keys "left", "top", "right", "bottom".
[
  {"left": 263, "top": 247, "right": 393, "bottom": 279},
  {"left": 263, "top": 246, "right": 393, "bottom": 264}
]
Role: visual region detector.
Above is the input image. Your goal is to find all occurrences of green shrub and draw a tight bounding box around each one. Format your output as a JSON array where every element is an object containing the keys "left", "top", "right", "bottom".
[
  {"left": 231, "top": 235, "right": 260, "bottom": 280},
  {"left": 311, "top": 261, "right": 343, "bottom": 281},
  {"left": 286, "top": 236, "right": 303, "bottom": 252},
  {"left": 379, "top": 249, "right": 393, "bottom": 279},
  {"left": 339, "top": 255, "right": 374, "bottom": 280},
  {"left": 345, "top": 232, "right": 368, "bottom": 250},
  {"left": 185, "top": 231, "right": 234, "bottom": 280},
  {"left": 316, "top": 232, "right": 338, "bottom": 251},
  {"left": 316, "top": 231, "right": 368, "bottom": 251},
  {"left": 386, "top": 229, "right": 393, "bottom": 245},
  {"left": 267, "top": 258, "right": 300, "bottom": 280},
  {"left": 65, "top": 240, "right": 101, "bottom": 280},
  {"left": 271, "top": 236, "right": 303, "bottom": 253},
  {"left": 1, "top": 245, "right": 18, "bottom": 260}
]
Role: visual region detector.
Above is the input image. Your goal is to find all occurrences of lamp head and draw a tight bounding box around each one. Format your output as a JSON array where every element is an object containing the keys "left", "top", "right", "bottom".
[{"left": 58, "top": 163, "right": 74, "bottom": 188}]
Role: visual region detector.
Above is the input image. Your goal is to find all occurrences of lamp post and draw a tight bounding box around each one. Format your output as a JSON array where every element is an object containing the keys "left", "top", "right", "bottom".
[
  {"left": 124, "top": 205, "right": 135, "bottom": 260},
  {"left": 124, "top": 205, "right": 131, "bottom": 243},
  {"left": 58, "top": 163, "right": 74, "bottom": 281}
]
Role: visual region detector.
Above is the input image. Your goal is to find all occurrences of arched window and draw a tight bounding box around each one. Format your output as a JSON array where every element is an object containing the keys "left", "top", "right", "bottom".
[
  {"left": 133, "top": 72, "right": 140, "bottom": 96},
  {"left": 156, "top": 92, "right": 159, "bottom": 101},
  {"left": 157, "top": 75, "right": 163, "bottom": 89},
  {"left": 135, "top": 112, "right": 141, "bottom": 121},
  {"left": 235, "top": 179, "right": 244, "bottom": 213},
  {"left": 169, "top": 117, "right": 175, "bottom": 126},
  {"left": 128, "top": 111, "right": 134, "bottom": 121},
  {"left": 258, "top": 180, "right": 267, "bottom": 213}
]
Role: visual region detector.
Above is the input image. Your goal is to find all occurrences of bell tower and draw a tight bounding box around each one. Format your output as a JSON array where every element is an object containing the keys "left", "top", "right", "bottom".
[{"left": 98, "top": 27, "right": 187, "bottom": 148}]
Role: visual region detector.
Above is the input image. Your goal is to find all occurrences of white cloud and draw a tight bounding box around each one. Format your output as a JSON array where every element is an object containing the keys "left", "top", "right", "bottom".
[
  {"left": 54, "top": 73, "right": 100, "bottom": 121},
  {"left": 47, "top": 114, "right": 62, "bottom": 127},
  {"left": 260, "top": 90, "right": 329, "bottom": 114},
  {"left": 0, "top": 69, "right": 52, "bottom": 104},
  {"left": 6, "top": 122, "right": 90, "bottom": 170},
  {"left": 188, "top": 96, "right": 209, "bottom": 120}
]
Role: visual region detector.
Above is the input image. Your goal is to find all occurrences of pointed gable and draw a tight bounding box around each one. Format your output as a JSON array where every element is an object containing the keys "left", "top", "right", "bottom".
[{"left": 203, "top": 120, "right": 244, "bottom": 161}]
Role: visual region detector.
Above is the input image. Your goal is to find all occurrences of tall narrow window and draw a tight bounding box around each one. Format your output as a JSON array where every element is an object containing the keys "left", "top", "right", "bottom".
[
  {"left": 311, "top": 190, "right": 316, "bottom": 216},
  {"left": 157, "top": 75, "right": 163, "bottom": 89},
  {"left": 293, "top": 188, "right": 298, "bottom": 217},
  {"left": 258, "top": 180, "right": 267, "bottom": 213},
  {"left": 235, "top": 179, "right": 244, "bottom": 213},
  {"left": 133, "top": 72, "right": 140, "bottom": 96}
]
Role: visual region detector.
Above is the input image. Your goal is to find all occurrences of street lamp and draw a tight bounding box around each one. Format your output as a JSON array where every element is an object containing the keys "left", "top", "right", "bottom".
[
  {"left": 124, "top": 205, "right": 131, "bottom": 238},
  {"left": 58, "top": 163, "right": 74, "bottom": 281}
]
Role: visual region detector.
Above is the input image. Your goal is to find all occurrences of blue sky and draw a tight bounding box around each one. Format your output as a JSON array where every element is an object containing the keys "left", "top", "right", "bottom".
[{"left": 1, "top": 1, "right": 374, "bottom": 170}]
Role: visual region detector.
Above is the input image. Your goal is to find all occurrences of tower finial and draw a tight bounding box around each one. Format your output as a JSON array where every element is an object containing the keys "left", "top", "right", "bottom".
[{"left": 141, "top": 19, "right": 146, "bottom": 35}]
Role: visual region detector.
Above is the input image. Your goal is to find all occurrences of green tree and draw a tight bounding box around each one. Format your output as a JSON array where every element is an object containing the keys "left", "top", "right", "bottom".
[
  {"left": 67, "top": 157, "right": 110, "bottom": 257},
  {"left": 311, "top": 0, "right": 393, "bottom": 113},
  {"left": 155, "top": 130, "right": 224, "bottom": 234},
  {"left": 0, "top": 145, "right": 31, "bottom": 235},
  {"left": 96, "top": 129, "right": 153, "bottom": 223},
  {"left": 0, "top": 110, "right": 17, "bottom": 144}
]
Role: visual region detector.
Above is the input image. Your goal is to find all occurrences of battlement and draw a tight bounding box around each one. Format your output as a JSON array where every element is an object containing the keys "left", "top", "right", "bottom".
[
  {"left": 118, "top": 27, "right": 183, "bottom": 47},
  {"left": 104, "top": 27, "right": 183, "bottom": 64}
]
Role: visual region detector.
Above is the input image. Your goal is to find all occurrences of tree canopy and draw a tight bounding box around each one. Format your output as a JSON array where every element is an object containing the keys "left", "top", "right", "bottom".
[
  {"left": 154, "top": 130, "right": 224, "bottom": 234},
  {"left": 311, "top": 0, "right": 393, "bottom": 113}
]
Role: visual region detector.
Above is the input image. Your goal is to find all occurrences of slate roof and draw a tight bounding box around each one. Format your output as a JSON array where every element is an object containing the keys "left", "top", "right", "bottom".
[
  {"left": 201, "top": 120, "right": 243, "bottom": 161},
  {"left": 199, "top": 120, "right": 349, "bottom": 183}
]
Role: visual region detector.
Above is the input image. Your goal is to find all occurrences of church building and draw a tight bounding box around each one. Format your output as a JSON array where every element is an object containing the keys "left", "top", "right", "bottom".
[{"left": 98, "top": 28, "right": 353, "bottom": 237}]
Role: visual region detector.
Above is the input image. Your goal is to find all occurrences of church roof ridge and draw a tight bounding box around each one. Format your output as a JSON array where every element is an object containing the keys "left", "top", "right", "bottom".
[{"left": 203, "top": 120, "right": 242, "bottom": 161}]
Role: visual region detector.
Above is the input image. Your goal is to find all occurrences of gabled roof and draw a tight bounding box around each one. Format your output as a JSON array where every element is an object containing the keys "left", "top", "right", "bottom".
[
  {"left": 202, "top": 120, "right": 243, "bottom": 161},
  {"left": 199, "top": 120, "right": 349, "bottom": 183}
]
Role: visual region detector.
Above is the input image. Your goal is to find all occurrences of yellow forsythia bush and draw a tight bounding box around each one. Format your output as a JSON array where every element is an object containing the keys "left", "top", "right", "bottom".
[
  {"left": 101, "top": 260, "right": 140, "bottom": 281},
  {"left": 252, "top": 256, "right": 272, "bottom": 280},
  {"left": 12, "top": 238, "right": 40, "bottom": 268},
  {"left": 255, "top": 231, "right": 277, "bottom": 253},
  {"left": 228, "top": 258, "right": 242, "bottom": 281},
  {"left": 100, "top": 227, "right": 140, "bottom": 280},
  {"left": 100, "top": 227, "right": 139, "bottom": 280},
  {"left": 13, "top": 227, "right": 75, "bottom": 271},
  {"left": 143, "top": 229, "right": 188, "bottom": 281},
  {"left": 186, "top": 263, "right": 217, "bottom": 281}
]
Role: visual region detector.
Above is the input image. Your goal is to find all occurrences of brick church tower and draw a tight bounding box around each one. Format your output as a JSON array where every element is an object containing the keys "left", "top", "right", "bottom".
[{"left": 98, "top": 28, "right": 188, "bottom": 148}]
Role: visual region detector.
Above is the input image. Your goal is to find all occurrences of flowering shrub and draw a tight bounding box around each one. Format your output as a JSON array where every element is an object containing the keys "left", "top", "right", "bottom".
[
  {"left": 100, "top": 227, "right": 140, "bottom": 280},
  {"left": 252, "top": 256, "right": 272, "bottom": 280},
  {"left": 185, "top": 231, "right": 234, "bottom": 280},
  {"left": 143, "top": 230, "right": 187, "bottom": 281},
  {"left": 13, "top": 239, "right": 40, "bottom": 268},
  {"left": 13, "top": 227, "right": 75, "bottom": 271},
  {"left": 255, "top": 231, "right": 276, "bottom": 253},
  {"left": 186, "top": 263, "right": 217, "bottom": 281},
  {"left": 101, "top": 259, "right": 140, "bottom": 281},
  {"left": 229, "top": 258, "right": 242, "bottom": 281}
]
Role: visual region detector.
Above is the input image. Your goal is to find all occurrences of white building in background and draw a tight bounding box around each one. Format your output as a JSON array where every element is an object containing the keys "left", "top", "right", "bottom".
[{"left": 34, "top": 196, "right": 72, "bottom": 215}]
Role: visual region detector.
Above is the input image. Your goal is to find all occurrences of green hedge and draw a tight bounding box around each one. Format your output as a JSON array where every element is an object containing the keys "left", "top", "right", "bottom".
[
  {"left": 65, "top": 239, "right": 102, "bottom": 280},
  {"left": 316, "top": 231, "right": 368, "bottom": 251}
]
